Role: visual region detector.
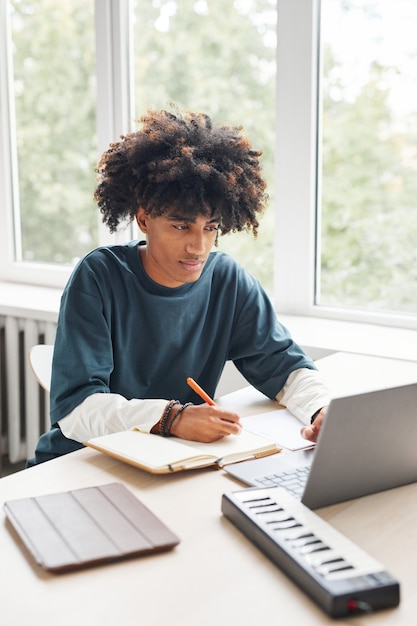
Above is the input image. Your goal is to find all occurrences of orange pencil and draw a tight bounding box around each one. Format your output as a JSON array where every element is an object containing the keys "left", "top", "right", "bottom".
[{"left": 186, "top": 377, "right": 216, "bottom": 406}]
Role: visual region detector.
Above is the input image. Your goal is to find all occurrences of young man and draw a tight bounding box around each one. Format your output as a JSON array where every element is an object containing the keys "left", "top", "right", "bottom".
[{"left": 30, "top": 107, "right": 330, "bottom": 465}]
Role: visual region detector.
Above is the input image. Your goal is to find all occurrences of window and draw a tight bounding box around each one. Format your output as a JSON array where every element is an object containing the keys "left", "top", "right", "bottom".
[
  {"left": 274, "top": 0, "right": 417, "bottom": 329},
  {"left": 1, "top": 0, "right": 416, "bottom": 331},
  {"left": 319, "top": 0, "right": 417, "bottom": 318},
  {"left": 130, "top": 0, "right": 276, "bottom": 291},
  {"left": 1, "top": 0, "right": 97, "bottom": 275},
  {"left": 0, "top": 0, "right": 276, "bottom": 291}
]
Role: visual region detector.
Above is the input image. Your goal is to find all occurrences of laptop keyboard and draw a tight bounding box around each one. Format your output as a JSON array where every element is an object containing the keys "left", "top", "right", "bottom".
[{"left": 253, "top": 466, "right": 310, "bottom": 499}]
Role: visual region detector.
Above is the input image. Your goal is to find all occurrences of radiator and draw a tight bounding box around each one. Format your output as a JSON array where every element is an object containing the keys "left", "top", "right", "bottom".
[{"left": 0, "top": 315, "right": 57, "bottom": 465}]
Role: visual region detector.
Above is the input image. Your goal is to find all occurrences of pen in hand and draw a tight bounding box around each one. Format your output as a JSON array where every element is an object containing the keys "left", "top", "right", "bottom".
[
  {"left": 186, "top": 377, "right": 242, "bottom": 436},
  {"left": 186, "top": 377, "right": 216, "bottom": 406}
]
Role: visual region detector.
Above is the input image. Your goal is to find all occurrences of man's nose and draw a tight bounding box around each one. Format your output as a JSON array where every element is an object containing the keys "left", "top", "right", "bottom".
[{"left": 185, "top": 230, "right": 205, "bottom": 255}]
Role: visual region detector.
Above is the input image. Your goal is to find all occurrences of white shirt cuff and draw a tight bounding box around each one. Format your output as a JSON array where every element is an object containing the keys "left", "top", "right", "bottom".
[
  {"left": 275, "top": 368, "right": 332, "bottom": 426},
  {"left": 59, "top": 393, "right": 168, "bottom": 443}
]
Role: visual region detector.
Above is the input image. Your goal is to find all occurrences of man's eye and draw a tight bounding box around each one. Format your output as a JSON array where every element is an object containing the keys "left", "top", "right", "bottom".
[
  {"left": 174, "top": 224, "right": 188, "bottom": 230},
  {"left": 206, "top": 225, "right": 219, "bottom": 232}
]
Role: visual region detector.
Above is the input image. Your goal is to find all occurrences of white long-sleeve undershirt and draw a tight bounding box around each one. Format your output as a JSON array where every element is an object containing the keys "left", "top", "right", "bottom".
[{"left": 59, "top": 367, "right": 331, "bottom": 443}]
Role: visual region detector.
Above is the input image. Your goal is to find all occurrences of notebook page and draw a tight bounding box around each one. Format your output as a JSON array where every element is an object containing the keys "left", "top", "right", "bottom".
[{"left": 242, "top": 409, "right": 314, "bottom": 451}]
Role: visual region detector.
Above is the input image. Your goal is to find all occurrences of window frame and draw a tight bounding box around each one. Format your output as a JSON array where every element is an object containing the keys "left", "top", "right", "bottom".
[{"left": 274, "top": 0, "right": 417, "bottom": 330}]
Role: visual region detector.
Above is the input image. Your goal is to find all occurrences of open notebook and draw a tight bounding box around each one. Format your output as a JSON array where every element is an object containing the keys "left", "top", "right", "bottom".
[{"left": 86, "top": 428, "right": 280, "bottom": 473}]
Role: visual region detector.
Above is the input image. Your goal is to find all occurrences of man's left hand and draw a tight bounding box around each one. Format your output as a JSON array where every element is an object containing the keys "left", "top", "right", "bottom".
[{"left": 301, "top": 406, "right": 328, "bottom": 443}]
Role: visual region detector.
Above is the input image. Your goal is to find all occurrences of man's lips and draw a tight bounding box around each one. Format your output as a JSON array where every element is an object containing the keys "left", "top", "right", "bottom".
[{"left": 179, "top": 259, "right": 204, "bottom": 271}]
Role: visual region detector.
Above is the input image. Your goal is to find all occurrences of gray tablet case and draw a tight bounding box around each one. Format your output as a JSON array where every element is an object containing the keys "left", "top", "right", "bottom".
[{"left": 4, "top": 482, "right": 180, "bottom": 572}]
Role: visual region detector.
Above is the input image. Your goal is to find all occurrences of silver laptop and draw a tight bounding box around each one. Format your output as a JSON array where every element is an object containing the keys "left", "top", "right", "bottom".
[{"left": 224, "top": 382, "right": 417, "bottom": 509}]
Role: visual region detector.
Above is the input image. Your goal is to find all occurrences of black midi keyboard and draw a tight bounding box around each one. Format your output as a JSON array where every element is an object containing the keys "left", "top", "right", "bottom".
[{"left": 221, "top": 486, "right": 400, "bottom": 618}]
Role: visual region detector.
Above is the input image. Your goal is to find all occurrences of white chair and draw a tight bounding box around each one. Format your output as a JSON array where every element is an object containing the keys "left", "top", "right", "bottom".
[{"left": 28, "top": 344, "right": 54, "bottom": 392}]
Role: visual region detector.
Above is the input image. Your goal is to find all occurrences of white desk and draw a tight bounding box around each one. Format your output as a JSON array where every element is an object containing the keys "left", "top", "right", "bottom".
[{"left": 1, "top": 352, "right": 417, "bottom": 625}]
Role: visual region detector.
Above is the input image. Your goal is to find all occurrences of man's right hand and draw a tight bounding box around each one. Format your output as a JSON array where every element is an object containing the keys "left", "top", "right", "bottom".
[{"left": 170, "top": 403, "right": 242, "bottom": 442}]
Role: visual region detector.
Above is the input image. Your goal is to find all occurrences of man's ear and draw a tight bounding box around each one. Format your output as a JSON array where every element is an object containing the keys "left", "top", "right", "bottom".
[{"left": 135, "top": 208, "right": 148, "bottom": 233}]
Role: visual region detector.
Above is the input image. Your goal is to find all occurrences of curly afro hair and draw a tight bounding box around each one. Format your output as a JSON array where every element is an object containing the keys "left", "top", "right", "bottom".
[{"left": 94, "top": 106, "right": 268, "bottom": 236}]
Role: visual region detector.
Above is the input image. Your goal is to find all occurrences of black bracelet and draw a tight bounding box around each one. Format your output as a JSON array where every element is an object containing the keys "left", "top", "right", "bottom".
[
  {"left": 160, "top": 400, "right": 180, "bottom": 436},
  {"left": 165, "top": 402, "right": 194, "bottom": 437},
  {"left": 311, "top": 408, "right": 323, "bottom": 424}
]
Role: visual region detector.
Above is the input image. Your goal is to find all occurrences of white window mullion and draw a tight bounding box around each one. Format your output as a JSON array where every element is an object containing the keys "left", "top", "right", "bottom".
[
  {"left": 95, "top": 0, "right": 135, "bottom": 245},
  {"left": 274, "top": 0, "right": 320, "bottom": 314}
]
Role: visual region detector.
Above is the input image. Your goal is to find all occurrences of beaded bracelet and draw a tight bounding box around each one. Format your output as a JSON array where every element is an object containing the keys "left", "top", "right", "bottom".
[
  {"left": 164, "top": 402, "right": 194, "bottom": 437},
  {"left": 158, "top": 399, "right": 180, "bottom": 436}
]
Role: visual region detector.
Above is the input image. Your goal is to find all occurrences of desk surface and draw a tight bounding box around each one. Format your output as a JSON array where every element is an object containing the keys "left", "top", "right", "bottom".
[{"left": 1, "top": 352, "right": 417, "bottom": 626}]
